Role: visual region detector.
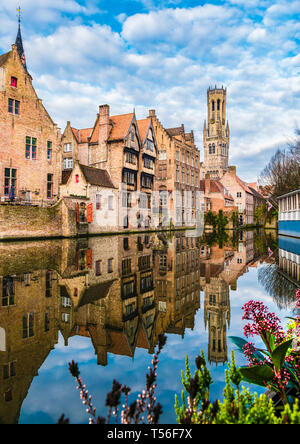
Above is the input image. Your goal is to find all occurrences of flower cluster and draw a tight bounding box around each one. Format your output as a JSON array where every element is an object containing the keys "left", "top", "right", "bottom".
[{"left": 242, "top": 300, "right": 285, "bottom": 344}]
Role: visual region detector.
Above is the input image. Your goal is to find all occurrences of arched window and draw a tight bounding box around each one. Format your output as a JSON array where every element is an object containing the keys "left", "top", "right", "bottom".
[
  {"left": 212, "top": 100, "right": 215, "bottom": 112},
  {"left": 217, "top": 99, "right": 221, "bottom": 110}
]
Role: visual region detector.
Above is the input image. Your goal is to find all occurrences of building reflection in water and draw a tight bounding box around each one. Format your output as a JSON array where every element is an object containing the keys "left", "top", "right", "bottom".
[
  {"left": 258, "top": 234, "right": 299, "bottom": 309},
  {"left": 0, "top": 229, "right": 282, "bottom": 423}
]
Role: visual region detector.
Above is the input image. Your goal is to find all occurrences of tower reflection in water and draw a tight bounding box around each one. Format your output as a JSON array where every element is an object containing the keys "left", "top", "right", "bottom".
[{"left": 0, "top": 229, "right": 294, "bottom": 424}]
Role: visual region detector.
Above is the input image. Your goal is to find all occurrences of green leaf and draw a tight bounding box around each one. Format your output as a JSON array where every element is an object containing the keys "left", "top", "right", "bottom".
[
  {"left": 271, "top": 339, "right": 293, "bottom": 372},
  {"left": 229, "top": 336, "right": 266, "bottom": 362},
  {"left": 239, "top": 365, "right": 274, "bottom": 387}
]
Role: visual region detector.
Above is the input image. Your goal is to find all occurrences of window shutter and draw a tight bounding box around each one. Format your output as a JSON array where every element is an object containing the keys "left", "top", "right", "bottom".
[
  {"left": 87, "top": 203, "right": 93, "bottom": 223},
  {"left": 76, "top": 203, "right": 79, "bottom": 223},
  {"left": 86, "top": 249, "right": 93, "bottom": 269}
]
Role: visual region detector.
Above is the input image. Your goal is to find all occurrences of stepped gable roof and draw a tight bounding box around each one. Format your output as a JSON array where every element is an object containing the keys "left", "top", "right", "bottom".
[
  {"left": 0, "top": 51, "right": 10, "bottom": 67},
  {"left": 71, "top": 127, "right": 93, "bottom": 143},
  {"left": 79, "top": 164, "right": 115, "bottom": 188},
  {"left": 137, "top": 118, "right": 151, "bottom": 143},
  {"left": 109, "top": 112, "right": 134, "bottom": 142},
  {"left": 165, "top": 125, "right": 184, "bottom": 138}
]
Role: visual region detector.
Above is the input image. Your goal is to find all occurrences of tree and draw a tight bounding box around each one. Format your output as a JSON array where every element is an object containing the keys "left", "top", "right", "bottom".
[{"left": 259, "top": 131, "right": 300, "bottom": 198}]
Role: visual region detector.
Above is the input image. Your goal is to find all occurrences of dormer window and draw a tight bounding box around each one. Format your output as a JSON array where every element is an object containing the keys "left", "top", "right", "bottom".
[{"left": 11, "top": 77, "right": 17, "bottom": 88}]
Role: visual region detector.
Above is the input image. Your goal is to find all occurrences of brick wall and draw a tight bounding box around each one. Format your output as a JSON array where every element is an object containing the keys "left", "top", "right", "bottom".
[{"left": 0, "top": 201, "right": 63, "bottom": 240}]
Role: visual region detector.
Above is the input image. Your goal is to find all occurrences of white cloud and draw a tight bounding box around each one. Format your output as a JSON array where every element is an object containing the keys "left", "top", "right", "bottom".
[{"left": 0, "top": 1, "right": 299, "bottom": 180}]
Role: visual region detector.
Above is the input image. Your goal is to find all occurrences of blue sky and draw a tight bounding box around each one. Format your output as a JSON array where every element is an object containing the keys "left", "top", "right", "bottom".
[{"left": 0, "top": 0, "right": 300, "bottom": 181}]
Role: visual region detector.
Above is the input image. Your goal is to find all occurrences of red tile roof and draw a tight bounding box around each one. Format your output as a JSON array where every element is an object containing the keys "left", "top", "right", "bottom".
[
  {"left": 71, "top": 127, "right": 93, "bottom": 143},
  {"left": 89, "top": 113, "right": 134, "bottom": 144},
  {"left": 109, "top": 113, "right": 134, "bottom": 142},
  {"left": 137, "top": 118, "right": 151, "bottom": 143},
  {"left": 200, "top": 179, "right": 234, "bottom": 200}
]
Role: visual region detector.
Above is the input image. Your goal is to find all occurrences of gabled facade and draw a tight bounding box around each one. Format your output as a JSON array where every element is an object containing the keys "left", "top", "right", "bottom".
[
  {"left": 200, "top": 174, "right": 237, "bottom": 215},
  {"left": 61, "top": 122, "right": 92, "bottom": 171},
  {"left": 0, "top": 27, "right": 61, "bottom": 205},
  {"left": 61, "top": 105, "right": 158, "bottom": 231},
  {"left": 60, "top": 162, "right": 118, "bottom": 233},
  {"left": 150, "top": 110, "right": 201, "bottom": 228},
  {"left": 220, "top": 166, "right": 254, "bottom": 225}
]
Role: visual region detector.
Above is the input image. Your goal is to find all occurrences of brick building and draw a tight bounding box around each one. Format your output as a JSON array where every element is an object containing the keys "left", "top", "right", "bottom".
[
  {"left": 0, "top": 24, "right": 61, "bottom": 205},
  {"left": 61, "top": 105, "right": 158, "bottom": 230},
  {"left": 220, "top": 166, "right": 255, "bottom": 225},
  {"left": 200, "top": 174, "right": 237, "bottom": 215},
  {"left": 150, "top": 110, "right": 201, "bottom": 227}
]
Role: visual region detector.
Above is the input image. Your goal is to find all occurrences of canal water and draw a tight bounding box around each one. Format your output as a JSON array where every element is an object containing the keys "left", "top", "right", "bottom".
[{"left": 0, "top": 229, "right": 298, "bottom": 424}]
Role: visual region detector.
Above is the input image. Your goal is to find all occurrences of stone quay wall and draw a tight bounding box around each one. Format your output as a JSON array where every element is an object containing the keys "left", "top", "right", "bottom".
[{"left": 0, "top": 199, "right": 76, "bottom": 240}]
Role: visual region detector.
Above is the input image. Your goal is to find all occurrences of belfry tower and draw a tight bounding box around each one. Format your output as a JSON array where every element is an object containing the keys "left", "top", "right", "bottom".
[{"left": 202, "top": 86, "right": 230, "bottom": 179}]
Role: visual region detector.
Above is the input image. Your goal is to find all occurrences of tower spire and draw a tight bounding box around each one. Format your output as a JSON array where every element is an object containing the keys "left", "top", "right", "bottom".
[{"left": 15, "top": 6, "right": 27, "bottom": 70}]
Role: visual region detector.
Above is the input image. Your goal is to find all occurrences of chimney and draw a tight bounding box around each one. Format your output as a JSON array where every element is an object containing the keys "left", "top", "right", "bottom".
[
  {"left": 99, "top": 104, "right": 111, "bottom": 143},
  {"left": 149, "top": 109, "right": 156, "bottom": 118},
  {"left": 205, "top": 173, "right": 210, "bottom": 194},
  {"left": 229, "top": 165, "right": 236, "bottom": 175}
]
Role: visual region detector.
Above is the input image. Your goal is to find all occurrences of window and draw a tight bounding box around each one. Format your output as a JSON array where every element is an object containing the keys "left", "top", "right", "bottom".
[
  {"left": 237, "top": 192, "right": 242, "bottom": 198},
  {"left": 122, "top": 281, "right": 135, "bottom": 298},
  {"left": 141, "top": 175, "right": 152, "bottom": 189},
  {"left": 3, "top": 362, "right": 15, "bottom": 380},
  {"left": 158, "top": 150, "right": 166, "bottom": 160},
  {"left": 63, "top": 158, "right": 73, "bottom": 170},
  {"left": 108, "top": 196, "right": 113, "bottom": 210},
  {"left": 44, "top": 312, "right": 50, "bottom": 332},
  {"left": 176, "top": 165, "right": 179, "bottom": 182},
  {"left": 146, "top": 139, "right": 154, "bottom": 151},
  {"left": 75, "top": 174, "right": 79, "bottom": 184},
  {"left": 138, "top": 255, "right": 151, "bottom": 271},
  {"left": 122, "top": 192, "right": 132, "bottom": 208},
  {"left": 2, "top": 276, "right": 15, "bottom": 306},
  {"left": 209, "top": 144, "right": 215, "bottom": 154},
  {"left": 47, "top": 174, "right": 53, "bottom": 199},
  {"left": 8, "top": 98, "right": 20, "bottom": 115},
  {"left": 95, "top": 260, "right": 102, "bottom": 276},
  {"left": 62, "top": 313, "right": 70, "bottom": 323},
  {"left": 47, "top": 141, "right": 52, "bottom": 161},
  {"left": 45, "top": 271, "right": 52, "bottom": 298},
  {"left": 22, "top": 313, "right": 34, "bottom": 339},
  {"left": 61, "top": 297, "right": 72, "bottom": 308},
  {"left": 176, "top": 151, "right": 179, "bottom": 161},
  {"left": 144, "top": 157, "right": 154, "bottom": 169},
  {"left": 64, "top": 143, "right": 71, "bottom": 152},
  {"left": 123, "top": 170, "right": 135, "bottom": 185},
  {"left": 108, "top": 258, "right": 113, "bottom": 273},
  {"left": 10, "top": 76, "right": 17, "bottom": 88},
  {"left": 140, "top": 274, "right": 153, "bottom": 293},
  {"left": 4, "top": 168, "right": 17, "bottom": 197},
  {"left": 25, "top": 137, "right": 37, "bottom": 160},
  {"left": 122, "top": 258, "right": 131, "bottom": 276},
  {"left": 125, "top": 152, "right": 137, "bottom": 165},
  {"left": 96, "top": 194, "right": 101, "bottom": 210}
]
